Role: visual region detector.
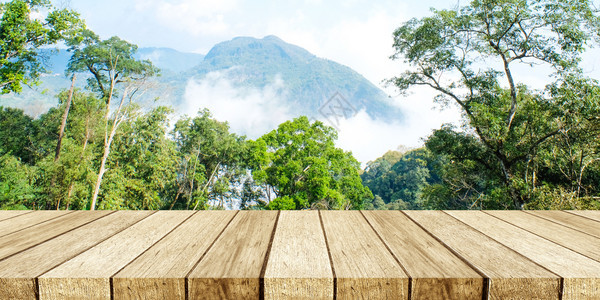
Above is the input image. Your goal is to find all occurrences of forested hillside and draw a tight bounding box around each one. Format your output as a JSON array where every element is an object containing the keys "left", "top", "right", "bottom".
[{"left": 1, "top": 0, "right": 599, "bottom": 210}]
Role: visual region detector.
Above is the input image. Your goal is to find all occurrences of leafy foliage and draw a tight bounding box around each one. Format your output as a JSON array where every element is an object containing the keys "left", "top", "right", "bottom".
[
  {"left": 170, "top": 109, "right": 248, "bottom": 210},
  {"left": 0, "top": 0, "right": 83, "bottom": 93},
  {"left": 250, "top": 116, "right": 372, "bottom": 210},
  {"left": 390, "top": 0, "right": 600, "bottom": 208}
]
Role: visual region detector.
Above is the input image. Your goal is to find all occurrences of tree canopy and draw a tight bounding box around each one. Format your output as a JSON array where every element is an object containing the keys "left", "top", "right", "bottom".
[
  {"left": 250, "top": 116, "right": 372, "bottom": 210},
  {"left": 390, "top": 0, "right": 600, "bottom": 209},
  {"left": 0, "top": 0, "right": 83, "bottom": 93}
]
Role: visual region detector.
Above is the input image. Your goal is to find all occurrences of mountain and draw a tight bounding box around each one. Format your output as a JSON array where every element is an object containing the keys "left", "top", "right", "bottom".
[
  {"left": 193, "top": 35, "right": 401, "bottom": 120},
  {"left": 0, "top": 47, "right": 203, "bottom": 114},
  {"left": 136, "top": 48, "right": 204, "bottom": 73},
  {"left": 0, "top": 35, "right": 402, "bottom": 123}
]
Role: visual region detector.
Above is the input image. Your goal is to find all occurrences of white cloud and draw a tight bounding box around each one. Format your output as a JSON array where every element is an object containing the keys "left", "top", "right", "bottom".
[
  {"left": 333, "top": 91, "right": 461, "bottom": 164},
  {"left": 135, "top": 0, "right": 236, "bottom": 36},
  {"left": 181, "top": 70, "right": 462, "bottom": 165},
  {"left": 182, "top": 70, "right": 293, "bottom": 138}
]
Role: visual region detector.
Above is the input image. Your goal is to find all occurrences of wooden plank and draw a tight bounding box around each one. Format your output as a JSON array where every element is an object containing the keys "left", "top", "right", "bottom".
[
  {"left": 566, "top": 210, "right": 600, "bottom": 221},
  {"left": 403, "top": 211, "right": 560, "bottom": 299},
  {"left": 527, "top": 210, "right": 600, "bottom": 238},
  {"left": 362, "top": 211, "right": 483, "bottom": 300},
  {"left": 0, "top": 210, "right": 111, "bottom": 260},
  {"left": 320, "top": 211, "right": 409, "bottom": 299},
  {"left": 0, "top": 210, "right": 31, "bottom": 222},
  {"left": 0, "top": 210, "right": 71, "bottom": 237},
  {"left": 0, "top": 211, "right": 153, "bottom": 300},
  {"left": 487, "top": 210, "right": 600, "bottom": 262},
  {"left": 112, "top": 211, "right": 237, "bottom": 300},
  {"left": 447, "top": 210, "right": 600, "bottom": 299},
  {"left": 263, "top": 211, "right": 333, "bottom": 300},
  {"left": 38, "top": 211, "right": 193, "bottom": 300},
  {"left": 187, "top": 210, "right": 278, "bottom": 300}
]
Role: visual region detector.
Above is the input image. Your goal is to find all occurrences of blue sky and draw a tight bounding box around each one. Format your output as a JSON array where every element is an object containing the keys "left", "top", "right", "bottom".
[
  {"left": 50, "top": 0, "right": 600, "bottom": 163},
  {"left": 56, "top": 0, "right": 460, "bottom": 85},
  {"left": 52, "top": 0, "right": 465, "bottom": 162}
]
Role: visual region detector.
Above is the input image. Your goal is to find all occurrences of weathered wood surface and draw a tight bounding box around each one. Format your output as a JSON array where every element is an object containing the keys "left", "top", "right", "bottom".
[
  {"left": 404, "top": 210, "right": 561, "bottom": 299},
  {"left": 263, "top": 211, "right": 333, "bottom": 299},
  {"left": 0, "top": 210, "right": 597, "bottom": 299}
]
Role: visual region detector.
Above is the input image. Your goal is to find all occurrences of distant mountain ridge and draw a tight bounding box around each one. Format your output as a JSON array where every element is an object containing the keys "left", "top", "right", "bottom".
[
  {"left": 194, "top": 35, "right": 400, "bottom": 120},
  {"left": 0, "top": 35, "right": 403, "bottom": 123}
]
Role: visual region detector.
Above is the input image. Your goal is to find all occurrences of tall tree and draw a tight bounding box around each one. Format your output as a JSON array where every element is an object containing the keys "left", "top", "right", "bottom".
[
  {"left": 391, "top": 0, "right": 600, "bottom": 208},
  {"left": 51, "top": 90, "right": 105, "bottom": 210},
  {"left": 99, "top": 106, "right": 178, "bottom": 210},
  {"left": 0, "top": 0, "right": 83, "bottom": 93},
  {"left": 68, "top": 33, "right": 159, "bottom": 210}
]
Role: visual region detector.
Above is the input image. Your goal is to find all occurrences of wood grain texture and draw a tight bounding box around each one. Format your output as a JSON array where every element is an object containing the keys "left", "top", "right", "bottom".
[
  {"left": 527, "top": 210, "right": 600, "bottom": 239},
  {"left": 187, "top": 210, "right": 278, "bottom": 300},
  {"left": 320, "top": 211, "right": 409, "bottom": 300},
  {"left": 486, "top": 210, "right": 600, "bottom": 262},
  {"left": 0, "top": 211, "right": 153, "bottom": 300},
  {"left": 362, "top": 210, "right": 483, "bottom": 300},
  {"left": 0, "top": 211, "right": 597, "bottom": 299},
  {"left": 0, "top": 210, "right": 70, "bottom": 237},
  {"left": 0, "top": 211, "right": 111, "bottom": 260},
  {"left": 0, "top": 210, "right": 31, "bottom": 222},
  {"left": 38, "top": 211, "right": 193, "bottom": 300},
  {"left": 113, "top": 210, "right": 237, "bottom": 300},
  {"left": 447, "top": 210, "right": 600, "bottom": 299},
  {"left": 263, "top": 211, "right": 333, "bottom": 300},
  {"left": 566, "top": 210, "right": 600, "bottom": 221},
  {"left": 403, "top": 210, "right": 560, "bottom": 300}
]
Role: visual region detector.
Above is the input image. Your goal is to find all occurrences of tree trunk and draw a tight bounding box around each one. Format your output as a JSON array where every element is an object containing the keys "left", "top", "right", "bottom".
[
  {"left": 90, "top": 87, "right": 129, "bottom": 210},
  {"left": 498, "top": 159, "right": 523, "bottom": 209},
  {"left": 65, "top": 124, "right": 90, "bottom": 211},
  {"left": 193, "top": 162, "right": 220, "bottom": 210},
  {"left": 55, "top": 75, "right": 77, "bottom": 162},
  {"left": 65, "top": 183, "right": 74, "bottom": 210}
]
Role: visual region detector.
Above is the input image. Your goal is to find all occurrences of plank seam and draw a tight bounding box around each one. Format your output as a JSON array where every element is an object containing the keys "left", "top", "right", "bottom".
[
  {"left": 360, "top": 210, "right": 412, "bottom": 300},
  {"left": 483, "top": 211, "right": 600, "bottom": 264},
  {"left": 259, "top": 210, "right": 280, "bottom": 300},
  {"left": 524, "top": 211, "right": 600, "bottom": 239},
  {"left": 0, "top": 211, "right": 116, "bottom": 263},
  {"left": 563, "top": 210, "right": 600, "bottom": 223},
  {"left": 0, "top": 211, "right": 75, "bottom": 239},
  {"left": 0, "top": 210, "right": 35, "bottom": 223},
  {"left": 559, "top": 277, "right": 564, "bottom": 300},
  {"left": 110, "top": 211, "right": 196, "bottom": 279},
  {"left": 184, "top": 210, "right": 240, "bottom": 300},
  {"left": 110, "top": 277, "right": 115, "bottom": 300},
  {"left": 37, "top": 211, "right": 158, "bottom": 278},
  {"left": 318, "top": 210, "right": 337, "bottom": 300},
  {"left": 400, "top": 211, "right": 490, "bottom": 300},
  {"left": 35, "top": 277, "right": 40, "bottom": 300},
  {"left": 476, "top": 211, "right": 567, "bottom": 300},
  {"left": 447, "top": 211, "right": 562, "bottom": 277},
  {"left": 107, "top": 211, "right": 196, "bottom": 300}
]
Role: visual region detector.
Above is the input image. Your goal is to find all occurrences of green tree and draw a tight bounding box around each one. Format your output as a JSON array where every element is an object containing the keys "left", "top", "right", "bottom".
[
  {"left": 68, "top": 32, "right": 159, "bottom": 210},
  {"left": 0, "top": 0, "right": 83, "bottom": 93},
  {"left": 170, "top": 109, "right": 247, "bottom": 210},
  {"left": 97, "top": 106, "right": 178, "bottom": 210},
  {"left": 52, "top": 90, "right": 105, "bottom": 210},
  {"left": 362, "top": 148, "right": 443, "bottom": 209},
  {"left": 0, "top": 153, "right": 37, "bottom": 209},
  {"left": 391, "top": 0, "right": 600, "bottom": 208},
  {"left": 251, "top": 116, "right": 372, "bottom": 210},
  {"left": 0, "top": 106, "right": 36, "bottom": 163}
]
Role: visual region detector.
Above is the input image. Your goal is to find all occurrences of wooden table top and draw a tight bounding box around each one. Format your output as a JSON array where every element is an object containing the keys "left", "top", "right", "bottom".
[{"left": 0, "top": 210, "right": 598, "bottom": 299}]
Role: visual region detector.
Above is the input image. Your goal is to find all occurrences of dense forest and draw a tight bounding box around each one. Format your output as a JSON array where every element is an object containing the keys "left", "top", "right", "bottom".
[{"left": 1, "top": 0, "right": 600, "bottom": 210}]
